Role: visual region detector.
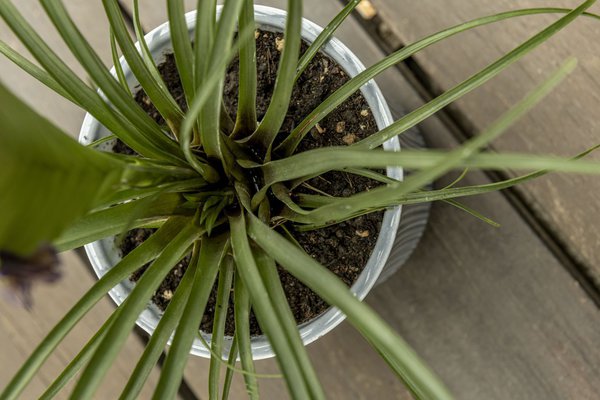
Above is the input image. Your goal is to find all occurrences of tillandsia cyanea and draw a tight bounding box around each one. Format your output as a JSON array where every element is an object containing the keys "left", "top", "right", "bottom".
[{"left": 1, "top": 1, "right": 600, "bottom": 399}]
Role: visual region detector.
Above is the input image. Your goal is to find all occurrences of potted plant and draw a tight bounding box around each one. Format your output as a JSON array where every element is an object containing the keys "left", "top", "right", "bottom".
[
  {"left": 80, "top": 3, "right": 407, "bottom": 361},
  {"left": 1, "top": 1, "right": 599, "bottom": 399}
]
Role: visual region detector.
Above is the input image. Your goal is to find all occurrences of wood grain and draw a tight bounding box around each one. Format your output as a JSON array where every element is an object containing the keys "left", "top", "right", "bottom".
[
  {"left": 372, "top": 0, "right": 600, "bottom": 288},
  {"left": 121, "top": 1, "right": 600, "bottom": 399},
  {"left": 0, "top": 252, "right": 165, "bottom": 399}
]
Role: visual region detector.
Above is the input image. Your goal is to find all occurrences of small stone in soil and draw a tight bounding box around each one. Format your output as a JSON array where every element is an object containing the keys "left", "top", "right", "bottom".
[
  {"left": 342, "top": 133, "right": 357, "bottom": 145},
  {"left": 275, "top": 37, "right": 285, "bottom": 52}
]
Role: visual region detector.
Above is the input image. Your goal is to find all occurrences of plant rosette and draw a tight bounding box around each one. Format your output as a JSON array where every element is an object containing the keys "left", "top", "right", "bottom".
[{"left": 78, "top": 5, "right": 419, "bottom": 359}]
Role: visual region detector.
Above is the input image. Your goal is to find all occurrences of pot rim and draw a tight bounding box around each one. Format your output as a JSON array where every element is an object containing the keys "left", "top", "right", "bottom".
[{"left": 79, "top": 5, "right": 402, "bottom": 360}]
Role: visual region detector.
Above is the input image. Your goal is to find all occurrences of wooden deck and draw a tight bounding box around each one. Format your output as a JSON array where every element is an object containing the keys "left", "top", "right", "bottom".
[{"left": 2, "top": 1, "right": 600, "bottom": 399}]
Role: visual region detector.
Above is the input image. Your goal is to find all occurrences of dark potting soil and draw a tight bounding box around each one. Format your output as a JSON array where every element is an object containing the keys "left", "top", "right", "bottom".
[{"left": 116, "top": 30, "right": 384, "bottom": 336}]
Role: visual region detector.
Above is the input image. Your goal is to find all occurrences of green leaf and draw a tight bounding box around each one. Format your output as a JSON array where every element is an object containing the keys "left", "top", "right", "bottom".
[
  {"left": 69, "top": 220, "right": 201, "bottom": 400},
  {"left": 102, "top": 0, "right": 185, "bottom": 140},
  {"left": 443, "top": 199, "right": 500, "bottom": 228},
  {"left": 0, "top": 82, "right": 126, "bottom": 255},
  {"left": 0, "top": 218, "right": 188, "bottom": 400},
  {"left": 233, "top": 0, "right": 258, "bottom": 136},
  {"left": 194, "top": 0, "right": 216, "bottom": 83},
  {"left": 253, "top": 248, "right": 325, "bottom": 399},
  {"left": 246, "top": 215, "right": 454, "bottom": 400},
  {"left": 295, "top": 0, "right": 361, "bottom": 80},
  {"left": 277, "top": 4, "right": 600, "bottom": 155},
  {"left": 209, "top": 257, "right": 235, "bottom": 400},
  {"left": 55, "top": 194, "right": 192, "bottom": 251},
  {"left": 0, "top": 0, "right": 172, "bottom": 161},
  {"left": 97, "top": 178, "right": 205, "bottom": 211},
  {"left": 109, "top": 30, "right": 132, "bottom": 97},
  {"left": 41, "top": 0, "right": 178, "bottom": 156},
  {"left": 132, "top": 0, "right": 170, "bottom": 94},
  {"left": 0, "top": 40, "right": 78, "bottom": 104},
  {"left": 120, "top": 241, "right": 200, "bottom": 400},
  {"left": 229, "top": 211, "right": 314, "bottom": 400},
  {"left": 355, "top": 7, "right": 592, "bottom": 150},
  {"left": 167, "top": 0, "right": 195, "bottom": 103},
  {"left": 199, "top": 0, "right": 244, "bottom": 160},
  {"left": 152, "top": 234, "right": 229, "bottom": 400},
  {"left": 222, "top": 336, "right": 239, "bottom": 400},
  {"left": 241, "top": 0, "right": 303, "bottom": 158},
  {"left": 272, "top": 183, "right": 311, "bottom": 215},
  {"left": 233, "top": 270, "right": 259, "bottom": 400},
  {"left": 40, "top": 307, "right": 122, "bottom": 400},
  {"left": 257, "top": 146, "right": 600, "bottom": 187}
]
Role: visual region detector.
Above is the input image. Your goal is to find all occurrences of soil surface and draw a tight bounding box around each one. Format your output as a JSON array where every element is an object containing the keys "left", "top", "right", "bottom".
[{"left": 116, "top": 30, "right": 383, "bottom": 336}]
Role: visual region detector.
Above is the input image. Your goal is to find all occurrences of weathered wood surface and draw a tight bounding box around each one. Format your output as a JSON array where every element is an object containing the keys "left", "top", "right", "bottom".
[
  {"left": 0, "top": 253, "right": 165, "bottom": 399},
  {"left": 0, "top": 1, "right": 166, "bottom": 398},
  {"left": 373, "top": 0, "right": 600, "bottom": 288},
  {"left": 122, "top": 1, "right": 600, "bottom": 399}
]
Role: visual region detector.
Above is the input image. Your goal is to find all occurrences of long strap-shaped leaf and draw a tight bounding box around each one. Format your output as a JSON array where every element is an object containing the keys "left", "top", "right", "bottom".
[
  {"left": 277, "top": 5, "right": 600, "bottom": 155},
  {"left": 110, "top": 30, "right": 133, "bottom": 96},
  {"left": 253, "top": 248, "right": 326, "bottom": 399},
  {"left": 222, "top": 335, "right": 239, "bottom": 400},
  {"left": 199, "top": 0, "right": 244, "bottom": 159},
  {"left": 0, "top": 217, "right": 188, "bottom": 400},
  {"left": 39, "top": 306, "right": 123, "bottom": 400},
  {"left": 246, "top": 214, "right": 453, "bottom": 400},
  {"left": 208, "top": 256, "right": 235, "bottom": 400},
  {"left": 97, "top": 178, "right": 205, "bottom": 211},
  {"left": 55, "top": 194, "right": 192, "bottom": 251},
  {"left": 102, "top": 0, "right": 185, "bottom": 133},
  {"left": 241, "top": 0, "right": 302, "bottom": 159},
  {"left": 167, "top": 0, "right": 196, "bottom": 104},
  {"left": 294, "top": 0, "right": 361, "bottom": 80},
  {"left": 193, "top": 0, "right": 237, "bottom": 138},
  {"left": 233, "top": 269, "right": 259, "bottom": 400},
  {"left": 229, "top": 212, "right": 316, "bottom": 400},
  {"left": 194, "top": 0, "right": 216, "bottom": 83},
  {"left": 356, "top": 4, "right": 596, "bottom": 150},
  {"left": 291, "top": 144, "right": 599, "bottom": 229},
  {"left": 233, "top": 0, "right": 258, "bottom": 136},
  {"left": 281, "top": 58, "right": 579, "bottom": 225},
  {"left": 69, "top": 221, "right": 201, "bottom": 400},
  {"left": 119, "top": 242, "right": 201, "bottom": 400},
  {"left": 152, "top": 233, "right": 229, "bottom": 400},
  {"left": 0, "top": 1, "right": 171, "bottom": 161},
  {"left": 0, "top": 40, "right": 78, "bottom": 103},
  {"left": 131, "top": 0, "right": 169, "bottom": 97},
  {"left": 254, "top": 146, "right": 600, "bottom": 187},
  {"left": 41, "top": 0, "right": 180, "bottom": 157}
]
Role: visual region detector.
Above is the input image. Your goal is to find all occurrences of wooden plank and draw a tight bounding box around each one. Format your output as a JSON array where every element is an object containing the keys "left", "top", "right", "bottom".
[
  {"left": 0, "top": 252, "right": 165, "bottom": 399},
  {"left": 0, "top": 2, "right": 165, "bottom": 398},
  {"left": 0, "top": 0, "right": 119, "bottom": 137},
  {"left": 122, "top": 1, "right": 600, "bottom": 399},
  {"left": 372, "top": 0, "right": 600, "bottom": 287}
]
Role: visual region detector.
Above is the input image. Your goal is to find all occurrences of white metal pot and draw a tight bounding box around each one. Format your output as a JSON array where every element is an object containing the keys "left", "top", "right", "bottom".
[{"left": 79, "top": 6, "right": 404, "bottom": 360}]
